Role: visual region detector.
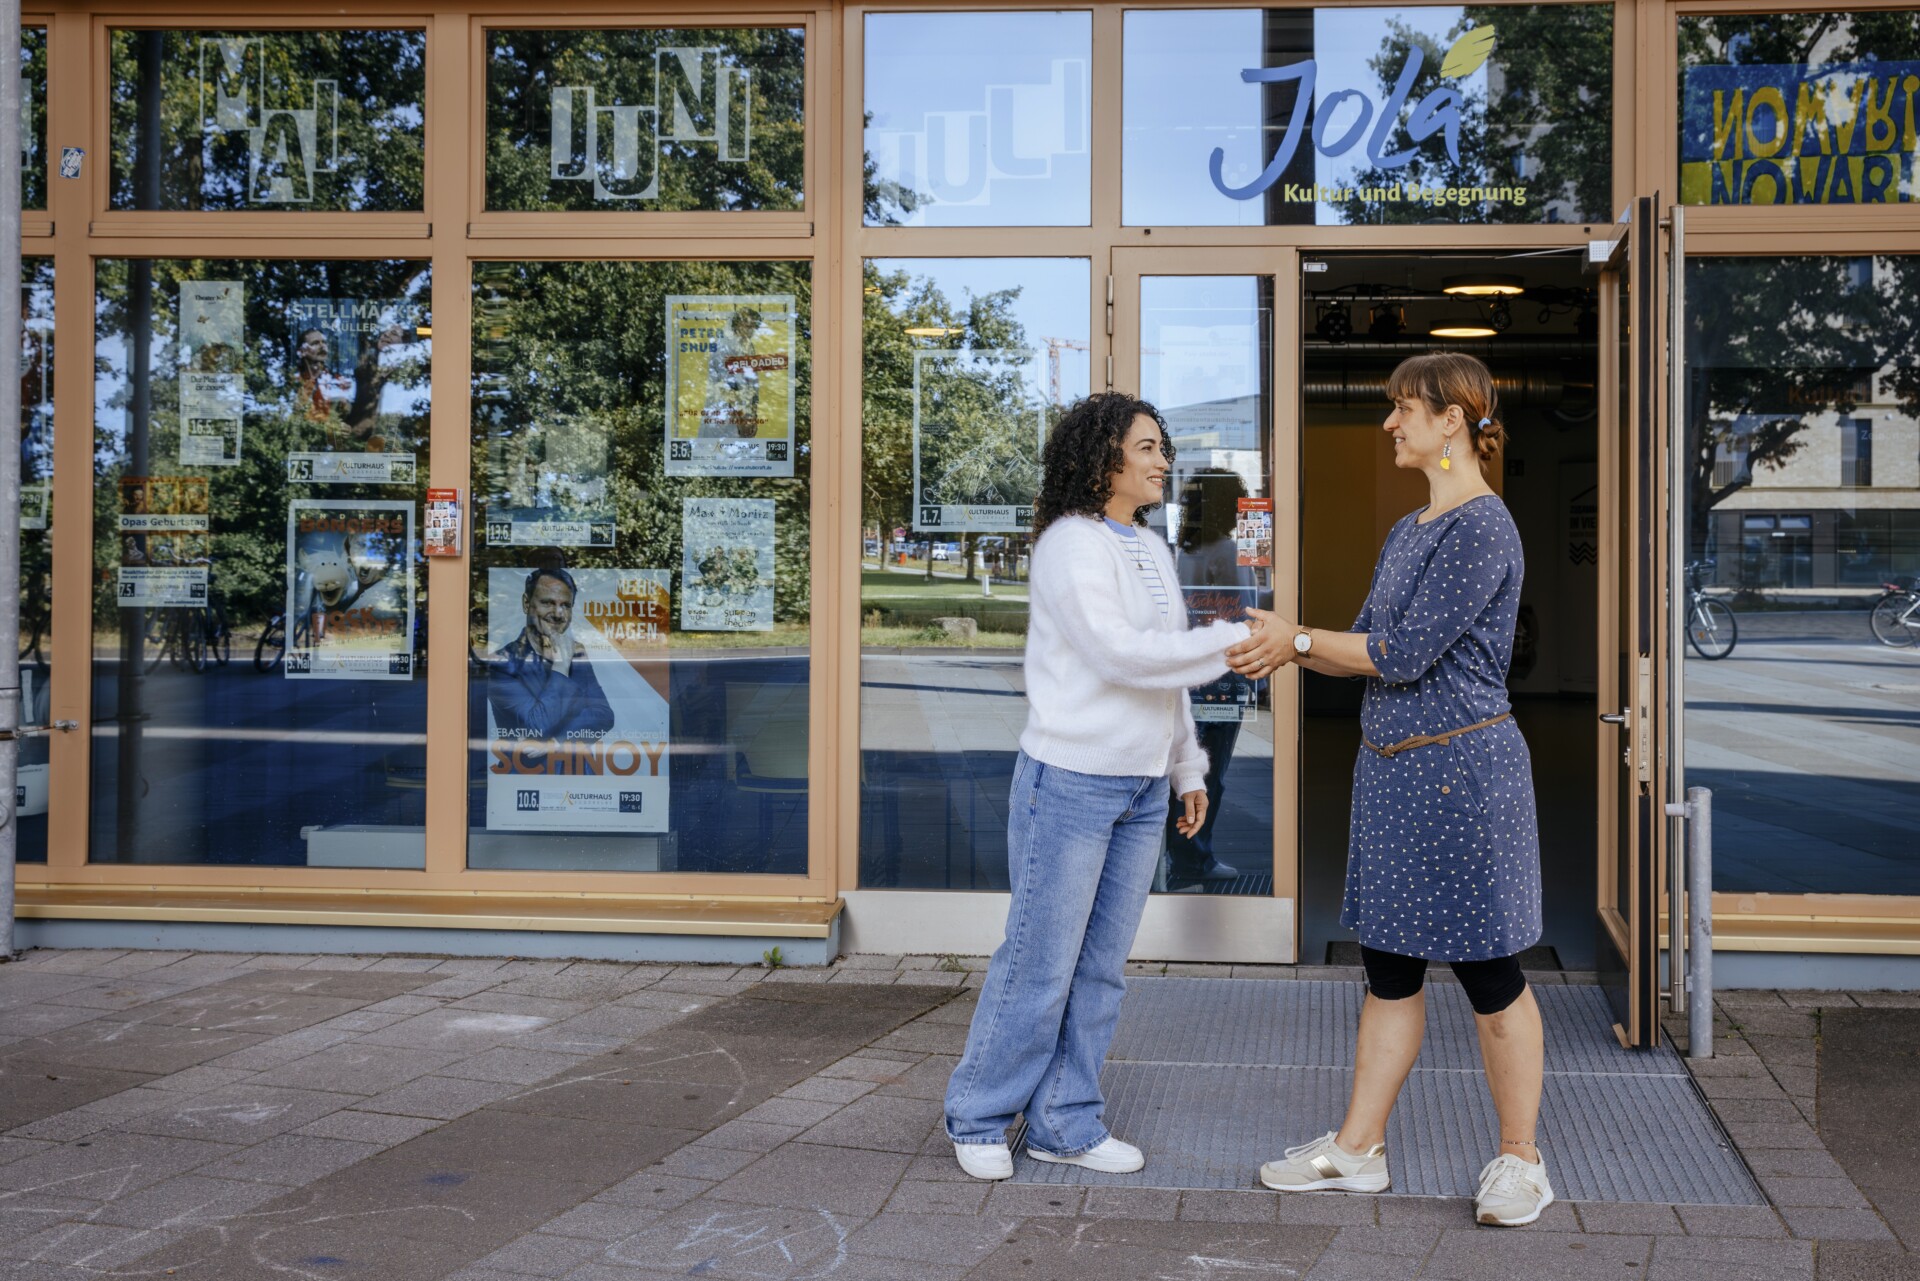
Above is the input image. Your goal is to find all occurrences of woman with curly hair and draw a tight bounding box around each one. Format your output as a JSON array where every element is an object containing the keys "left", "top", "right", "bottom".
[{"left": 944, "top": 391, "right": 1258, "bottom": 1181}]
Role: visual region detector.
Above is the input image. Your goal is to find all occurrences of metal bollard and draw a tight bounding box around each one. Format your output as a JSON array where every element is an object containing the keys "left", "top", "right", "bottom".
[{"left": 1665, "top": 787, "right": 1715, "bottom": 1059}]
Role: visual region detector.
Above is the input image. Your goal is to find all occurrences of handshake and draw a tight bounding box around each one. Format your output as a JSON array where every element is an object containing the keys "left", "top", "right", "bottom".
[{"left": 1225, "top": 607, "right": 1301, "bottom": 679}]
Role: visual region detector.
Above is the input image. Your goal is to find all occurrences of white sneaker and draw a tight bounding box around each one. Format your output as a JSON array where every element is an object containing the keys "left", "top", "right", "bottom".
[
  {"left": 1474, "top": 1153, "right": 1555, "bottom": 1226},
  {"left": 1259, "top": 1131, "right": 1390, "bottom": 1193},
  {"left": 953, "top": 1141, "right": 1014, "bottom": 1181},
  {"left": 1027, "top": 1136, "right": 1145, "bottom": 1174}
]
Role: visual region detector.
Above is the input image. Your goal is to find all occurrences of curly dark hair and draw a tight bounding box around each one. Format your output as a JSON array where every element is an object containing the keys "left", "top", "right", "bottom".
[{"left": 1032, "top": 392, "right": 1173, "bottom": 536}]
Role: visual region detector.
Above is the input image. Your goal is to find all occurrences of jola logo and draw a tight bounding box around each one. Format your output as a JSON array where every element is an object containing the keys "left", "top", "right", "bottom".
[{"left": 1211, "top": 26, "right": 1495, "bottom": 200}]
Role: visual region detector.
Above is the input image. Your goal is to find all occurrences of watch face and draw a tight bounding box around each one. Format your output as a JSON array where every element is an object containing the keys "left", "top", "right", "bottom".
[{"left": 1293, "top": 631, "right": 1311, "bottom": 653}]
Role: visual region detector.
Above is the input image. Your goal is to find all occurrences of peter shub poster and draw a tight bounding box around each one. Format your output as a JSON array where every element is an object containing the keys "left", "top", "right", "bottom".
[
  {"left": 117, "top": 476, "right": 210, "bottom": 608},
  {"left": 681, "top": 497, "right": 775, "bottom": 631},
  {"left": 664, "top": 295, "right": 797, "bottom": 478},
  {"left": 179, "top": 280, "right": 245, "bottom": 466},
  {"left": 285, "top": 498, "right": 416, "bottom": 680},
  {"left": 910, "top": 348, "right": 1045, "bottom": 534},
  {"left": 286, "top": 296, "right": 419, "bottom": 479},
  {"left": 483, "top": 567, "right": 672, "bottom": 834}
]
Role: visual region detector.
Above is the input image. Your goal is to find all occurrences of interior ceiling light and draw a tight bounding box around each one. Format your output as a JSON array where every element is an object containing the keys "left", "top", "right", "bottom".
[
  {"left": 1368, "top": 303, "right": 1405, "bottom": 340},
  {"left": 1442, "top": 272, "right": 1524, "bottom": 297},
  {"left": 1488, "top": 299, "right": 1512, "bottom": 332},
  {"left": 1429, "top": 317, "right": 1498, "bottom": 339},
  {"left": 1315, "top": 303, "right": 1353, "bottom": 345},
  {"left": 903, "top": 325, "right": 963, "bottom": 337}
]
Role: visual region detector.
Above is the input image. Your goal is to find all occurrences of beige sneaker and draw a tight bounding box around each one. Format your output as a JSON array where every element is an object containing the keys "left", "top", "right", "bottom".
[
  {"left": 1258, "top": 1131, "right": 1390, "bottom": 1193},
  {"left": 1474, "top": 1154, "right": 1555, "bottom": 1226}
]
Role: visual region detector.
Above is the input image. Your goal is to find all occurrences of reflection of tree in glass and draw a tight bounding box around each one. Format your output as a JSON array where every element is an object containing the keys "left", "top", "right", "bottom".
[
  {"left": 108, "top": 30, "right": 426, "bottom": 212},
  {"left": 918, "top": 356, "right": 1045, "bottom": 508},
  {"left": 22, "top": 27, "right": 47, "bottom": 210},
  {"left": 92, "top": 259, "right": 432, "bottom": 630},
  {"left": 466, "top": 260, "right": 812, "bottom": 637},
  {"left": 1685, "top": 256, "right": 1920, "bottom": 561},
  {"left": 485, "top": 28, "right": 804, "bottom": 213},
  {"left": 1329, "top": 5, "right": 1612, "bottom": 226},
  {"left": 1677, "top": 11, "right": 1920, "bottom": 81},
  {"left": 862, "top": 111, "right": 924, "bottom": 225}
]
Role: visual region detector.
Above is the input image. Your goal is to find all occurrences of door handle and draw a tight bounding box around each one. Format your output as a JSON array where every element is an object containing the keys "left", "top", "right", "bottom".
[{"left": 1599, "top": 709, "right": 1629, "bottom": 725}]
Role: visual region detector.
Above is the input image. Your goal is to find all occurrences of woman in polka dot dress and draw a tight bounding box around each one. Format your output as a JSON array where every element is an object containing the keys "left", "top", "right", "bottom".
[{"left": 1224, "top": 352, "right": 1551, "bottom": 1227}]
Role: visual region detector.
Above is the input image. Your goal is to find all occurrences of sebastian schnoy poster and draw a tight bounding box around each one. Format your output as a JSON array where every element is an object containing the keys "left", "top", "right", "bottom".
[{"left": 483, "top": 567, "right": 672, "bottom": 833}]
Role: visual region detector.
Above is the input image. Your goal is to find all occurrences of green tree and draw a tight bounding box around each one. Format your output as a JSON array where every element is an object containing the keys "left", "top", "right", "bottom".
[{"left": 1329, "top": 6, "right": 1613, "bottom": 226}]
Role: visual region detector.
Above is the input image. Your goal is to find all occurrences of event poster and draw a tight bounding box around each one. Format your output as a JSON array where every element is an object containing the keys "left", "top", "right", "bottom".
[
  {"left": 911, "top": 348, "right": 1045, "bottom": 534},
  {"left": 1186, "top": 584, "right": 1258, "bottom": 723},
  {"left": 117, "top": 476, "right": 210, "bottom": 608},
  {"left": 664, "top": 295, "right": 797, "bottom": 478},
  {"left": 1235, "top": 497, "right": 1274, "bottom": 568},
  {"left": 681, "top": 497, "right": 775, "bottom": 631},
  {"left": 483, "top": 567, "right": 672, "bottom": 833},
  {"left": 484, "top": 510, "right": 616, "bottom": 549},
  {"left": 424, "top": 489, "right": 462, "bottom": 557},
  {"left": 287, "top": 451, "right": 418, "bottom": 485},
  {"left": 179, "top": 280, "right": 245, "bottom": 466},
  {"left": 289, "top": 297, "right": 416, "bottom": 454},
  {"left": 19, "top": 484, "right": 47, "bottom": 530},
  {"left": 1681, "top": 62, "right": 1920, "bottom": 206},
  {"left": 285, "top": 498, "right": 415, "bottom": 680}
]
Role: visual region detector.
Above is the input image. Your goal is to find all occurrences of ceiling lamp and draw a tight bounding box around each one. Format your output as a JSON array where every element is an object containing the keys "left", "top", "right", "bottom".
[
  {"left": 1442, "top": 272, "right": 1524, "bottom": 297},
  {"left": 903, "top": 325, "right": 963, "bottom": 337},
  {"left": 1315, "top": 303, "right": 1353, "bottom": 344},
  {"left": 1429, "top": 316, "right": 1498, "bottom": 339},
  {"left": 1368, "top": 303, "right": 1405, "bottom": 340}
]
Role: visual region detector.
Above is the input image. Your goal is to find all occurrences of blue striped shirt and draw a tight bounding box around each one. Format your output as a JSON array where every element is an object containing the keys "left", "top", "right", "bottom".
[{"left": 1104, "top": 517, "right": 1173, "bottom": 618}]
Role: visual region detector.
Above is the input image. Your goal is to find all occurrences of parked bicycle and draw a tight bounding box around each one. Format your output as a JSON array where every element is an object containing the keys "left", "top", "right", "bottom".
[
  {"left": 1683, "top": 560, "right": 1737, "bottom": 660},
  {"left": 1870, "top": 575, "right": 1920, "bottom": 649}
]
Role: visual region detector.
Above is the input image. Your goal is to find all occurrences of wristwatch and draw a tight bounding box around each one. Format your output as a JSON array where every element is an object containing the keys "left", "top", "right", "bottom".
[{"left": 1293, "top": 628, "right": 1314, "bottom": 656}]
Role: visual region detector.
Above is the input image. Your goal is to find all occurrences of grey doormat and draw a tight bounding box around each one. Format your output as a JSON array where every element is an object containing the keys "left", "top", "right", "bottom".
[{"left": 1010, "top": 978, "right": 1762, "bottom": 1205}]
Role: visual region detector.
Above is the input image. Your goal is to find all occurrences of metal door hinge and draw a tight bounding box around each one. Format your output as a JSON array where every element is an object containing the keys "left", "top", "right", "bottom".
[
  {"left": 1105, "top": 354, "right": 1113, "bottom": 388},
  {"left": 1105, "top": 275, "right": 1114, "bottom": 336}
]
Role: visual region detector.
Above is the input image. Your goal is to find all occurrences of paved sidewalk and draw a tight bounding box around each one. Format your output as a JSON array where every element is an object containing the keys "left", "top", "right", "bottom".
[{"left": 0, "top": 948, "right": 1909, "bottom": 1280}]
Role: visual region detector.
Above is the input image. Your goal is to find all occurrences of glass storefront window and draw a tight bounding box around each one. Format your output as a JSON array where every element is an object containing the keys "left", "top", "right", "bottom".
[
  {"left": 91, "top": 259, "right": 432, "bottom": 866},
  {"left": 468, "top": 260, "right": 811, "bottom": 875},
  {"left": 23, "top": 26, "right": 46, "bottom": 210},
  {"left": 1124, "top": 6, "right": 1613, "bottom": 227},
  {"left": 1139, "top": 276, "right": 1275, "bottom": 895},
  {"left": 1678, "top": 11, "right": 1920, "bottom": 208},
  {"left": 485, "top": 28, "right": 805, "bottom": 213},
  {"left": 1682, "top": 254, "right": 1920, "bottom": 896},
  {"left": 108, "top": 29, "right": 426, "bottom": 212},
  {"left": 18, "top": 258, "right": 52, "bottom": 863},
  {"left": 863, "top": 12, "right": 1091, "bottom": 227},
  {"left": 858, "top": 258, "right": 1089, "bottom": 888}
]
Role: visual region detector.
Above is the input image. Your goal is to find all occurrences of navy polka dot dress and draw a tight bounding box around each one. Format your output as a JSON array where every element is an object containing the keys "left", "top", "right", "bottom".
[{"left": 1341, "top": 495, "right": 1542, "bottom": 963}]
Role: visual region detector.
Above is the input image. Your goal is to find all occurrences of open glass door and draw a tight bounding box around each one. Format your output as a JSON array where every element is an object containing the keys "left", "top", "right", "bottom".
[
  {"left": 1110, "top": 247, "right": 1298, "bottom": 964},
  {"left": 1593, "top": 197, "right": 1667, "bottom": 1048}
]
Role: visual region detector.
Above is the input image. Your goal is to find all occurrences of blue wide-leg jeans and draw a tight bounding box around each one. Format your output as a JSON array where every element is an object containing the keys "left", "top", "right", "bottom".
[{"left": 944, "top": 751, "right": 1168, "bottom": 1156}]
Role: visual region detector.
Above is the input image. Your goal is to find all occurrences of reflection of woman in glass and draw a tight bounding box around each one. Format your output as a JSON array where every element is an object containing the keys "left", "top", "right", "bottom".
[
  {"left": 1165, "top": 468, "right": 1255, "bottom": 887},
  {"left": 944, "top": 393, "right": 1255, "bottom": 1182},
  {"left": 297, "top": 328, "right": 341, "bottom": 424},
  {"left": 1229, "top": 353, "right": 1550, "bottom": 1227}
]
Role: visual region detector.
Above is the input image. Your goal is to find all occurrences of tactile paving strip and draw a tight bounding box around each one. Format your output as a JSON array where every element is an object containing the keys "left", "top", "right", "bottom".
[{"left": 1011, "top": 978, "right": 1761, "bottom": 1205}]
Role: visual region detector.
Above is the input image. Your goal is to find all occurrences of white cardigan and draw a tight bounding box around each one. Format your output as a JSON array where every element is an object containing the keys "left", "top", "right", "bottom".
[{"left": 1019, "top": 515, "right": 1252, "bottom": 797}]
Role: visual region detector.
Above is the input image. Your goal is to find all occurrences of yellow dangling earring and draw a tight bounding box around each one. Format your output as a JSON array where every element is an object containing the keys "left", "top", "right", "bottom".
[{"left": 1441, "top": 438, "right": 1453, "bottom": 471}]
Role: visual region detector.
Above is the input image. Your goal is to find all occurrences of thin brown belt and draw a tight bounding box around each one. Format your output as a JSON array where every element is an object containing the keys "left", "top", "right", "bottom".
[{"left": 1364, "top": 712, "right": 1511, "bottom": 759}]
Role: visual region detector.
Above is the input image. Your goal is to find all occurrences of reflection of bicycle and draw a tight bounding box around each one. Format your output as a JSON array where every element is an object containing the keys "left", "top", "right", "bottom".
[
  {"left": 1871, "top": 576, "right": 1920, "bottom": 649},
  {"left": 145, "top": 595, "right": 231, "bottom": 673},
  {"left": 254, "top": 609, "right": 312, "bottom": 672},
  {"left": 1684, "top": 561, "right": 1737, "bottom": 660}
]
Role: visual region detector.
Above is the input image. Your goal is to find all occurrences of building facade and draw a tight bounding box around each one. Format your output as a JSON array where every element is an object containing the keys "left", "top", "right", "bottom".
[{"left": 12, "top": 0, "right": 1920, "bottom": 1046}]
